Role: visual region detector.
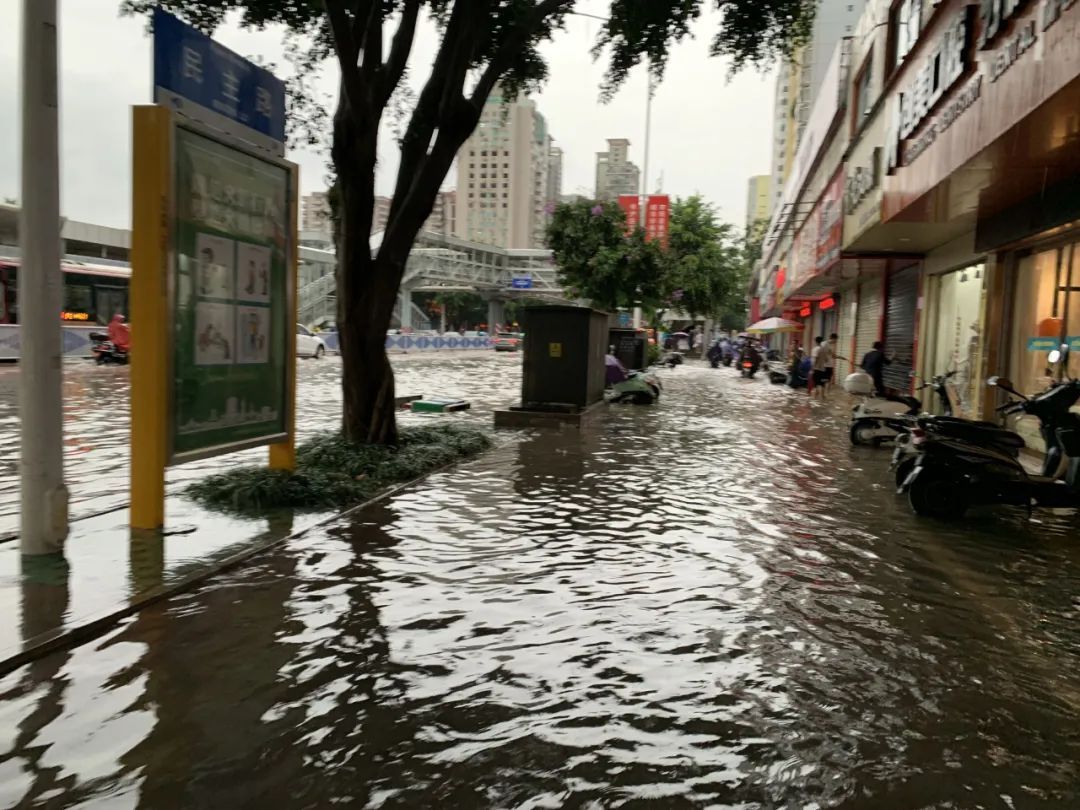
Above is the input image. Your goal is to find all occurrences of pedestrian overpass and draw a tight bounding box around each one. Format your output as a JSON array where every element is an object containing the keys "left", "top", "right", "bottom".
[{"left": 298, "top": 230, "right": 571, "bottom": 331}]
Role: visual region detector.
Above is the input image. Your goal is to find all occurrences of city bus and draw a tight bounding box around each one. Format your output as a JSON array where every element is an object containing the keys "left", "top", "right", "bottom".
[{"left": 0, "top": 257, "right": 131, "bottom": 360}]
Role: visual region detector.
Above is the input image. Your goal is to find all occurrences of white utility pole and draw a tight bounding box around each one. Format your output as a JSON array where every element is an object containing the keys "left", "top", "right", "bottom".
[{"left": 19, "top": 0, "right": 69, "bottom": 556}]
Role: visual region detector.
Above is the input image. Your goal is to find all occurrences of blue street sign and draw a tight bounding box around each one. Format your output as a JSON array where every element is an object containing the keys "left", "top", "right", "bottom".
[
  {"left": 511, "top": 275, "right": 533, "bottom": 289},
  {"left": 153, "top": 8, "right": 285, "bottom": 143}
]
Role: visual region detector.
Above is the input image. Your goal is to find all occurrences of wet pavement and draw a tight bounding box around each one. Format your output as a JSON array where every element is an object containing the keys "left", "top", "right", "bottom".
[{"left": 3, "top": 359, "right": 1080, "bottom": 807}]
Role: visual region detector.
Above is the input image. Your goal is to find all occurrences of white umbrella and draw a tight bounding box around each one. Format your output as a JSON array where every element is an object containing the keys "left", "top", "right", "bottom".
[{"left": 746, "top": 317, "right": 802, "bottom": 334}]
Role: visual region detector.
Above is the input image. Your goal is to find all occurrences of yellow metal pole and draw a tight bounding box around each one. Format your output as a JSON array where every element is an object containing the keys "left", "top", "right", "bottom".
[
  {"left": 130, "top": 106, "right": 171, "bottom": 530},
  {"left": 269, "top": 161, "right": 299, "bottom": 471}
]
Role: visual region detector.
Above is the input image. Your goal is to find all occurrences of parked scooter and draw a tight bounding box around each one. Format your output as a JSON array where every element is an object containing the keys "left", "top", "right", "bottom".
[
  {"left": 90, "top": 332, "right": 129, "bottom": 365},
  {"left": 846, "top": 370, "right": 937, "bottom": 446},
  {"left": 900, "top": 354, "right": 1080, "bottom": 518},
  {"left": 606, "top": 354, "right": 662, "bottom": 404}
]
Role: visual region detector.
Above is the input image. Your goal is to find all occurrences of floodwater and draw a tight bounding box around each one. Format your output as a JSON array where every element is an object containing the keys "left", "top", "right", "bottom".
[
  {"left": 3, "top": 358, "right": 1080, "bottom": 807},
  {"left": 0, "top": 352, "right": 501, "bottom": 537}
]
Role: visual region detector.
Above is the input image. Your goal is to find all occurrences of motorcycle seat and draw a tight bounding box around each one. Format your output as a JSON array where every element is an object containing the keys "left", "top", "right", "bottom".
[{"left": 926, "top": 417, "right": 1026, "bottom": 449}]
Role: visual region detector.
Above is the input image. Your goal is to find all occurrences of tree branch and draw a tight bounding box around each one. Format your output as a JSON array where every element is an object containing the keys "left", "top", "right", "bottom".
[
  {"left": 324, "top": 0, "right": 370, "bottom": 128},
  {"left": 387, "top": 0, "right": 485, "bottom": 222},
  {"left": 358, "top": 0, "right": 384, "bottom": 87},
  {"left": 381, "top": 0, "right": 421, "bottom": 105},
  {"left": 470, "top": 0, "right": 574, "bottom": 107}
]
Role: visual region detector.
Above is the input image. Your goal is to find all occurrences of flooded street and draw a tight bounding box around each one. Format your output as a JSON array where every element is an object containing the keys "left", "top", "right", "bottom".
[
  {"left": 0, "top": 353, "right": 504, "bottom": 537},
  {"left": 3, "top": 357, "right": 1080, "bottom": 807}
]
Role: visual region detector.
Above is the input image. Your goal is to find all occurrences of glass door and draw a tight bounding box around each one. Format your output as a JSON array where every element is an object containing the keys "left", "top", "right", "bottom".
[{"left": 1007, "top": 240, "right": 1079, "bottom": 451}]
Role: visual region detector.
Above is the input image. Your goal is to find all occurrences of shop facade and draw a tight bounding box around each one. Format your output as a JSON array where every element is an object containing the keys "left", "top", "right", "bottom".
[{"left": 878, "top": 0, "right": 1080, "bottom": 434}]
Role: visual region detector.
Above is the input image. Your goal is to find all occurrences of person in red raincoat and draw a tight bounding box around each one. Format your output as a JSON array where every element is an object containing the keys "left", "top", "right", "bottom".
[{"left": 108, "top": 313, "right": 131, "bottom": 352}]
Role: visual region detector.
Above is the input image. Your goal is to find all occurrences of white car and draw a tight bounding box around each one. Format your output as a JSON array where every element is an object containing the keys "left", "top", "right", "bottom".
[{"left": 296, "top": 324, "right": 326, "bottom": 358}]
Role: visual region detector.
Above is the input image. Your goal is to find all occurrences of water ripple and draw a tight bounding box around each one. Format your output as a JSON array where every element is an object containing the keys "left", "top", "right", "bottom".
[{"left": 2, "top": 359, "right": 1080, "bottom": 807}]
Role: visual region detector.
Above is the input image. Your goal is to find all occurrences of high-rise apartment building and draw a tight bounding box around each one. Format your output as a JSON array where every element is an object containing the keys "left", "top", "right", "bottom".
[
  {"left": 301, "top": 191, "right": 332, "bottom": 235},
  {"left": 455, "top": 90, "right": 553, "bottom": 248},
  {"left": 545, "top": 145, "right": 564, "bottom": 226},
  {"left": 745, "top": 175, "right": 772, "bottom": 229},
  {"left": 368, "top": 190, "right": 456, "bottom": 236},
  {"left": 594, "top": 138, "right": 641, "bottom": 200},
  {"left": 768, "top": 0, "right": 867, "bottom": 214}
]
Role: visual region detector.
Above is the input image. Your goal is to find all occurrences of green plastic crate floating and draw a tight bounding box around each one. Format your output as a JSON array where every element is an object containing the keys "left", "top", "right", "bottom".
[{"left": 410, "top": 397, "right": 471, "bottom": 414}]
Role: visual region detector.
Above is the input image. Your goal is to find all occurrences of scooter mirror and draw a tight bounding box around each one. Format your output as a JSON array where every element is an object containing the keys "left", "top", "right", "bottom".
[
  {"left": 987, "top": 376, "right": 1000, "bottom": 387},
  {"left": 1049, "top": 349, "right": 1062, "bottom": 364}
]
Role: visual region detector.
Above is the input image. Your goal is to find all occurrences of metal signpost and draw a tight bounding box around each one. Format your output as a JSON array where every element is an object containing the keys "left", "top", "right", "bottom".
[{"left": 130, "top": 10, "right": 297, "bottom": 530}]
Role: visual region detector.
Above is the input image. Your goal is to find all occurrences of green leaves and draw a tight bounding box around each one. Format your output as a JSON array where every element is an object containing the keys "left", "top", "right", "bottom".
[
  {"left": 546, "top": 199, "right": 664, "bottom": 313},
  {"left": 547, "top": 195, "right": 756, "bottom": 326},
  {"left": 661, "top": 195, "right": 743, "bottom": 320}
]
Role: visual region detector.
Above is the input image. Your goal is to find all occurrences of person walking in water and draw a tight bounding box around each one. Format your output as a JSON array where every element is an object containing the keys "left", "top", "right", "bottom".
[{"left": 810, "top": 335, "right": 833, "bottom": 401}]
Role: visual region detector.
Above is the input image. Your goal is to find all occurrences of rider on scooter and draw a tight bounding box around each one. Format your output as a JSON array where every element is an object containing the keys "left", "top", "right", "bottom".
[{"left": 108, "top": 313, "right": 131, "bottom": 353}]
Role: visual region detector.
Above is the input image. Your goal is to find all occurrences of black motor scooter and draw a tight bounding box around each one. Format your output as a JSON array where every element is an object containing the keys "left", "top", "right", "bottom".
[
  {"left": 900, "top": 364, "right": 1080, "bottom": 519},
  {"left": 888, "top": 371, "right": 1026, "bottom": 484}
]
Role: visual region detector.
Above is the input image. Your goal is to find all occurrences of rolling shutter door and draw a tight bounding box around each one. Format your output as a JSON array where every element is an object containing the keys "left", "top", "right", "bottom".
[
  {"left": 883, "top": 264, "right": 920, "bottom": 391},
  {"left": 854, "top": 277, "right": 883, "bottom": 372}
]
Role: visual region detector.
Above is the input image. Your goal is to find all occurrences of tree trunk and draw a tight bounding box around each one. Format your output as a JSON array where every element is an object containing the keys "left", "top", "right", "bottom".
[
  {"left": 331, "top": 78, "right": 483, "bottom": 446},
  {"left": 333, "top": 94, "right": 401, "bottom": 446}
]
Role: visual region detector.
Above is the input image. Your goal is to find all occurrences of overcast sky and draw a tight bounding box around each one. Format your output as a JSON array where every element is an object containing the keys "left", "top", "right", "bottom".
[{"left": 0, "top": 0, "right": 777, "bottom": 231}]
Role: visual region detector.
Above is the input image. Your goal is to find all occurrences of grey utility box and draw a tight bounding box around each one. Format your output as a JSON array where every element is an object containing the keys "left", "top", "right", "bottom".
[{"left": 520, "top": 306, "right": 609, "bottom": 411}]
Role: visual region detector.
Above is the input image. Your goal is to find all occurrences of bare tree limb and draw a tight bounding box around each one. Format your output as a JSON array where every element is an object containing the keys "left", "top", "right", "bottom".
[
  {"left": 358, "top": 0, "right": 384, "bottom": 88},
  {"left": 386, "top": 0, "right": 485, "bottom": 226},
  {"left": 382, "top": 0, "right": 421, "bottom": 105},
  {"left": 323, "top": 0, "right": 370, "bottom": 129}
]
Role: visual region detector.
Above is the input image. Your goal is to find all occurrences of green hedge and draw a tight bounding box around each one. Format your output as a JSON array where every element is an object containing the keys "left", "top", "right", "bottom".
[{"left": 185, "top": 425, "right": 492, "bottom": 513}]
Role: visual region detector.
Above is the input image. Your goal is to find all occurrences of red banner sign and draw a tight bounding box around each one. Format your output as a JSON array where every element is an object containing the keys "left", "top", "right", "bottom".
[
  {"left": 617, "top": 195, "right": 640, "bottom": 235},
  {"left": 645, "top": 195, "right": 670, "bottom": 247}
]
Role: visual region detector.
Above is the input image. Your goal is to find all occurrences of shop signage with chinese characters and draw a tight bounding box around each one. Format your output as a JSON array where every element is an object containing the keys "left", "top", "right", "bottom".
[
  {"left": 845, "top": 147, "right": 881, "bottom": 215},
  {"left": 887, "top": 6, "right": 972, "bottom": 172},
  {"left": 816, "top": 171, "right": 844, "bottom": 274},
  {"left": 790, "top": 211, "right": 819, "bottom": 291}
]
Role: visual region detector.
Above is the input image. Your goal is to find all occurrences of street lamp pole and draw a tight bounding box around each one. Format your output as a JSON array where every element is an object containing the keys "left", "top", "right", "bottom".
[
  {"left": 19, "top": 0, "right": 69, "bottom": 557},
  {"left": 632, "top": 68, "right": 653, "bottom": 331}
]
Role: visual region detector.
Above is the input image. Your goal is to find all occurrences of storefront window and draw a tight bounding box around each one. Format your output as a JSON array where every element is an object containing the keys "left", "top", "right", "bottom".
[
  {"left": 927, "top": 264, "right": 986, "bottom": 418},
  {"left": 1007, "top": 242, "right": 1079, "bottom": 451}
]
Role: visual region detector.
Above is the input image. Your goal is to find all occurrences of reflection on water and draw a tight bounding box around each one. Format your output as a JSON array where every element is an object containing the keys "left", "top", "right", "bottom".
[
  {"left": 0, "top": 353, "right": 511, "bottom": 537},
  {"left": 3, "top": 362, "right": 1080, "bottom": 806}
]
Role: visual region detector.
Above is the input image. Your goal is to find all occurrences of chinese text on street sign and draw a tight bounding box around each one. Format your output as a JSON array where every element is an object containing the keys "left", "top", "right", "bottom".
[{"left": 153, "top": 8, "right": 286, "bottom": 147}]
